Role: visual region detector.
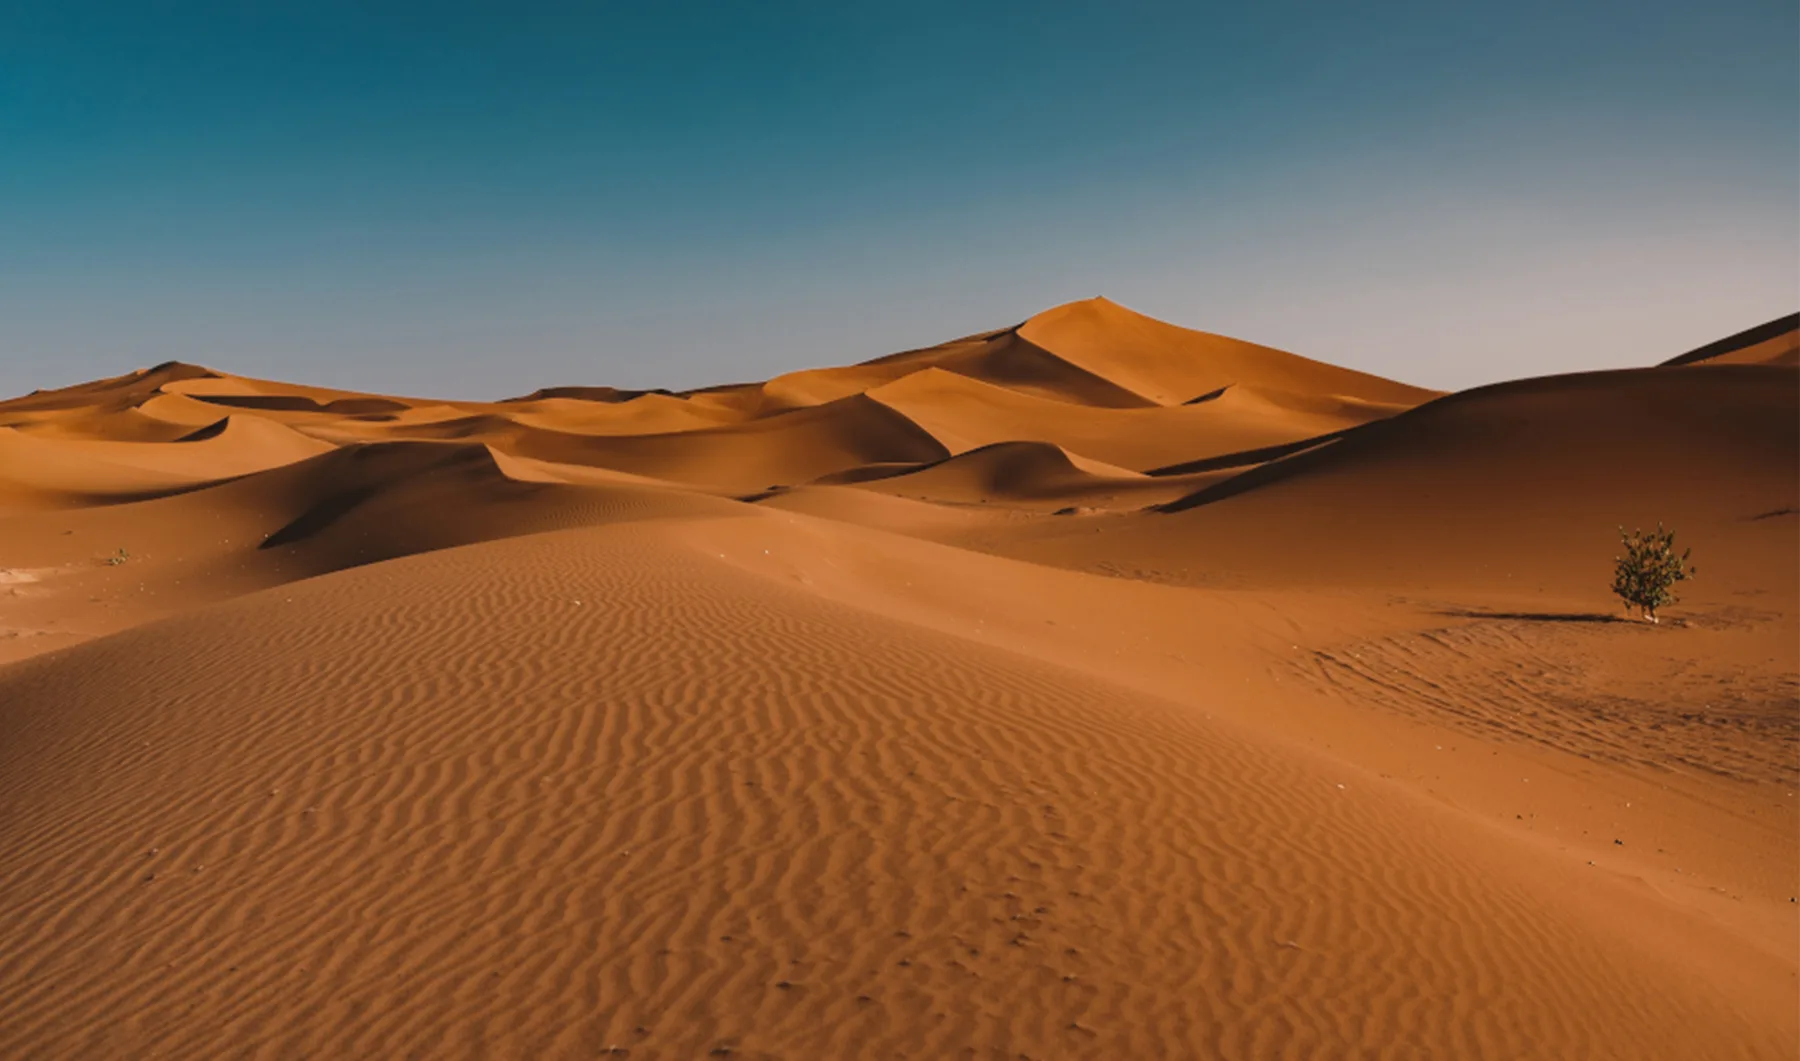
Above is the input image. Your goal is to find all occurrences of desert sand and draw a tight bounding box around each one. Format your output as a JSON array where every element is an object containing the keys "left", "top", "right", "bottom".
[{"left": 1, "top": 297, "right": 1794, "bottom": 1059}]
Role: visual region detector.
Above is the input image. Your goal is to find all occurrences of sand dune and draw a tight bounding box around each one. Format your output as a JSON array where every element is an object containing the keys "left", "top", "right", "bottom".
[
  {"left": 0, "top": 299, "right": 1432, "bottom": 498},
  {"left": 841, "top": 440, "right": 1219, "bottom": 512},
  {"left": 1018, "top": 297, "right": 1440, "bottom": 408},
  {"left": 0, "top": 303, "right": 1794, "bottom": 1059},
  {"left": 0, "top": 415, "right": 335, "bottom": 511},
  {"left": 1661, "top": 312, "right": 1799, "bottom": 367},
  {"left": 862, "top": 368, "right": 1375, "bottom": 472},
  {"left": 244, "top": 442, "right": 730, "bottom": 573},
  {"left": 753, "top": 325, "right": 1149, "bottom": 413},
  {"left": 1017, "top": 363, "right": 1798, "bottom": 596},
  {"left": 2, "top": 517, "right": 1790, "bottom": 1059},
  {"left": 499, "top": 393, "right": 955, "bottom": 493},
  {"left": 1, "top": 363, "right": 234, "bottom": 443},
  {"left": 500, "top": 394, "right": 747, "bottom": 437}
]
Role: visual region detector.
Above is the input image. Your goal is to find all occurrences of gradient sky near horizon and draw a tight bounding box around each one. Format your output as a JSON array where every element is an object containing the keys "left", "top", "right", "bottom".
[{"left": 3, "top": 2, "right": 1796, "bottom": 400}]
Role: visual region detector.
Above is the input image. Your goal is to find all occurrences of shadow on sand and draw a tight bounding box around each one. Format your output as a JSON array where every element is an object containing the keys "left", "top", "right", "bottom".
[{"left": 1437, "top": 609, "right": 1630, "bottom": 624}]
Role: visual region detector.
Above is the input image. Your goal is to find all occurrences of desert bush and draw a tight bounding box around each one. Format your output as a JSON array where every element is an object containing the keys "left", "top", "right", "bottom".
[{"left": 1611, "top": 524, "right": 1694, "bottom": 623}]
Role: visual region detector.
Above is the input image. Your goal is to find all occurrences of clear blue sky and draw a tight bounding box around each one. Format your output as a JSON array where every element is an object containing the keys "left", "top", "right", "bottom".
[{"left": 3, "top": 2, "right": 1795, "bottom": 399}]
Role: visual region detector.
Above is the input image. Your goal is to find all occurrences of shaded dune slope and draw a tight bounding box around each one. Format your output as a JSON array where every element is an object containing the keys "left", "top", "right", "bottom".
[
  {"left": 498, "top": 393, "right": 956, "bottom": 493},
  {"left": 0, "top": 437, "right": 745, "bottom": 665},
  {"left": 1018, "top": 298, "right": 1441, "bottom": 408},
  {"left": 1015, "top": 364, "right": 1798, "bottom": 594},
  {"left": 861, "top": 368, "right": 1377, "bottom": 473},
  {"left": 761, "top": 325, "right": 1155, "bottom": 412},
  {"left": 866, "top": 440, "right": 1140, "bottom": 494},
  {"left": 1661, "top": 312, "right": 1799, "bottom": 367},
  {"left": 841, "top": 440, "right": 1216, "bottom": 511},
  {"left": 0, "top": 363, "right": 236, "bottom": 443},
  {"left": 0, "top": 360, "right": 220, "bottom": 416},
  {"left": 211, "top": 441, "right": 741, "bottom": 579},
  {"left": 0, "top": 416, "right": 336, "bottom": 510}
]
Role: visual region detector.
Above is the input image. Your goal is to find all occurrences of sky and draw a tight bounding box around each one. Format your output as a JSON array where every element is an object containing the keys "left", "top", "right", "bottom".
[{"left": 2, "top": 1, "right": 1796, "bottom": 399}]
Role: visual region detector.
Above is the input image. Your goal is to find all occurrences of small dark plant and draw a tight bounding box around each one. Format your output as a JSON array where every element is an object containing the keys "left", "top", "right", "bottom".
[{"left": 1610, "top": 524, "right": 1694, "bottom": 624}]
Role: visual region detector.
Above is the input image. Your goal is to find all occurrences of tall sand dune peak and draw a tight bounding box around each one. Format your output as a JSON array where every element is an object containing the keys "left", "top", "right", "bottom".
[{"left": 1018, "top": 296, "right": 1442, "bottom": 407}]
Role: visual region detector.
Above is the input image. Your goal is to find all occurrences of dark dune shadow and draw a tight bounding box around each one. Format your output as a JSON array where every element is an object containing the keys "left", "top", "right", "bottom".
[
  {"left": 260, "top": 487, "right": 379, "bottom": 548},
  {"left": 176, "top": 417, "right": 230, "bottom": 442},
  {"left": 1181, "top": 384, "right": 1230, "bottom": 406},
  {"left": 501, "top": 385, "right": 678, "bottom": 404},
  {"left": 1438, "top": 609, "right": 1629, "bottom": 624},
  {"left": 1146, "top": 428, "right": 1351, "bottom": 479},
  {"left": 1659, "top": 311, "right": 1798, "bottom": 366},
  {"left": 195, "top": 394, "right": 410, "bottom": 415}
]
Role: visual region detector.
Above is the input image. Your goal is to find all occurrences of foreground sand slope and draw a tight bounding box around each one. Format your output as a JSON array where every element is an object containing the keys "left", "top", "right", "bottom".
[{"left": 1, "top": 514, "right": 1789, "bottom": 1060}]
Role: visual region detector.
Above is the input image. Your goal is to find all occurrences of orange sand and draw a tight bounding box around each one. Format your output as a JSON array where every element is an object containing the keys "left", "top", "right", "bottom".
[{"left": 1, "top": 299, "right": 1794, "bottom": 1059}]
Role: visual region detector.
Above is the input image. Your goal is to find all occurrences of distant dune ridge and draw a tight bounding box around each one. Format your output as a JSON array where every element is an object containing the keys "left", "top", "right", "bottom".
[
  {"left": 1659, "top": 312, "right": 1800, "bottom": 367},
  {"left": 1, "top": 299, "right": 1795, "bottom": 1059}
]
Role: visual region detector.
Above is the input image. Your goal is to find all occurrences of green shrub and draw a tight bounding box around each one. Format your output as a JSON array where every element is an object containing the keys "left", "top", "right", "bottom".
[{"left": 1611, "top": 524, "right": 1694, "bottom": 624}]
